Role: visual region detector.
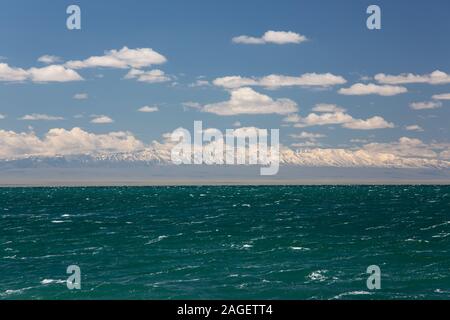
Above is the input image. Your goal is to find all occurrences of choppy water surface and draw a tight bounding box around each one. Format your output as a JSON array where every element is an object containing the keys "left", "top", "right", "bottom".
[{"left": 1, "top": 186, "right": 449, "bottom": 299}]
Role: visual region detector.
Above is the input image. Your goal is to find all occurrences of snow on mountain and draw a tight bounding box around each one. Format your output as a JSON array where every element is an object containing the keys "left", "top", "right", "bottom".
[{"left": 1, "top": 145, "right": 449, "bottom": 169}]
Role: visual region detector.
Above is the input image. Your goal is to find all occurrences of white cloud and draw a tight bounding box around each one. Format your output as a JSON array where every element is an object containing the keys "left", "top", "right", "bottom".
[
  {"left": 291, "top": 141, "right": 321, "bottom": 148},
  {"left": 0, "top": 62, "right": 83, "bottom": 83},
  {"left": 19, "top": 114, "right": 64, "bottom": 121},
  {"left": 0, "top": 127, "right": 144, "bottom": 159},
  {"left": 232, "top": 30, "right": 307, "bottom": 45},
  {"left": 375, "top": 70, "right": 450, "bottom": 85},
  {"left": 410, "top": 101, "right": 442, "bottom": 110},
  {"left": 0, "top": 50, "right": 177, "bottom": 83},
  {"left": 290, "top": 132, "right": 326, "bottom": 140},
  {"left": 441, "top": 150, "right": 450, "bottom": 160},
  {"left": 213, "top": 76, "right": 258, "bottom": 89},
  {"left": 229, "top": 127, "right": 268, "bottom": 139},
  {"left": 138, "top": 106, "right": 159, "bottom": 113},
  {"left": 0, "top": 128, "right": 448, "bottom": 169},
  {"left": 213, "top": 73, "right": 346, "bottom": 89},
  {"left": 182, "top": 101, "right": 202, "bottom": 111},
  {"left": 38, "top": 55, "right": 61, "bottom": 64},
  {"left": 0, "top": 63, "right": 29, "bottom": 82},
  {"left": 259, "top": 74, "right": 346, "bottom": 89},
  {"left": 363, "top": 137, "right": 437, "bottom": 159},
  {"left": 292, "top": 111, "right": 394, "bottom": 130},
  {"left": 432, "top": 93, "right": 450, "bottom": 100},
  {"left": 202, "top": 87, "right": 298, "bottom": 116},
  {"left": 294, "top": 112, "right": 353, "bottom": 127},
  {"left": 189, "top": 80, "right": 210, "bottom": 87},
  {"left": 350, "top": 139, "right": 370, "bottom": 144},
  {"left": 342, "top": 116, "right": 395, "bottom": 130},
  {"left": 0, "top": 114, "right": 5, "bottom": 119},
  {"left": 405, "top": 125, "right": 424, "bottom": 132},
  {"left": 65, "top": 47, "right": 167, "bottom": 69},
  {"left": 124, "top": 69, "right": 170, "bottom": 83},
  {"left": 339, "top": 83, "right": 407, "bottom": 96},
  {"left": 27, "top": 65, "right": 83, "bottom": 83},
  {"left": 282, "top": 114, "right": 302, "bottom": 123},
  {"left": 311, "top": 103, "right": 346, "bottom": 113},
  {"left": 73, "top": 93, "right": 88, "bottom": 100},
  {"left": 90, "top": 115, "right": 114, "bottom": 124}
]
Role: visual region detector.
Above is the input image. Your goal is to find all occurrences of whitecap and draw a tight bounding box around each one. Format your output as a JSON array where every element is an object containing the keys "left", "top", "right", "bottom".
[
  {"left": 332, "top": 291, "right": 372, "bottom": 299},
  {"left": 40, "top": 279, "right": 66, "bottom": 285},
  {"left": 290, "top": 246, "right": 310, "bottom": 251},
  {"left": 1, "top": 287, "right": 34, "bottom": 297},
  {"left": 145, "top": 235, "right": 168, "bottom": 245},
  {"left": 307, "top": 270, "right": 328, "bottom": 282}
]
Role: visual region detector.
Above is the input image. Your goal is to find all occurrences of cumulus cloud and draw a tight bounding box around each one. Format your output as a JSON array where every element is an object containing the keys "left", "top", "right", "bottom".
[
  {"left": 124, "top": 69, "right": 170, "bottom": 83},
  {"left": 38, "top": 55, "right": 61, "bottom": 64},
  {"left": 282, "top": 114, "right": 302, "bottom": 123},
  {"left": 0, "top": 63, "right": 29, "bottom": 81},
  {"left": 294, "top": 112, "right": 353, "bottom": 127},
  {"left": 0, "top": 63, "right": 83, "bottom": 83},
  {"left": 73, "top": 93, "right": 88, "bottom": 100},
  {"left": 291, "top": 111, "right": 394, "bottom": 130},
  {"left": 138, "top": 106, "right": 159, "bottom": 113},
  {"left": 28, "top": 65, "right": 83, "bottom": 82},
  {"left": 0, "top": 127, "right": 144, "bottom": 159},
  {"left": 342, "top": 116, "right": 395, "bottom": 130},
  {"left": 311, "top": 103, "right": 346, "bottom": 113},
  {"left": 19, "top": 114, "right": 64, "bottom": 121},
  {"left": 291, "top": 141, "right": 321, "bottom": 148},
  {"left": 441, "top": 150, "right": 450, "bottom": 160},
  {"left": 202, "top": 87, "right": 298, "bottom": 116},
  {"left": 363, "top": 137, "right": 438, "bottom": 159},
  {"left": 432, "top": 93, "right": 450, "bottom": 100},
  {"left": 65, "top": 47, "right": 167, "bottom": 69},
  {"left": 90, "top": 115, "right": 114, "bottom": 124},
  {"left": 0, "top": 114, "right": 5, "bottom": 119},
  {"left": 213, "top": 73, "right": 346, "bottom": 89},
  {"left": 0, "top": 128, "right": 448, "bottom": 169},
  {"left": 213, "top": 76, "right": 258, "bottom": 89},
  {"left": 375, "top": 70, "right": 450, "bottom": 85},
  {"left": 232, "top": 30, "right": 307, "bottom": 45},
  {"left": 339, "top": 83, "right": 407, "bottom": 96},
  {"left": 405, "top": 125, "right": 424, "bottom": 132},
  {"left": 290, "top": 132, "right": 326, "bottom": 140},
  {"left": 410, "top": 101, "right": 442, "bottom": 110}
]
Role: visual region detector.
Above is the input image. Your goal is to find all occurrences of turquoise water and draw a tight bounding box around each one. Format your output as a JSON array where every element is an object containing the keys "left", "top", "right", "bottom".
[{"left": 1, "top": 186, "right": 449, "bottom": 300}]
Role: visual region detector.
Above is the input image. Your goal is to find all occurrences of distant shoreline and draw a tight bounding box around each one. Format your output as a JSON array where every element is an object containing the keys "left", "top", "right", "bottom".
[
  {"left": 1, "top": 179, "right": 449, "bottom": 187},
  {"left": 1, "top": 166, "right": 449, "bottom": 187}
]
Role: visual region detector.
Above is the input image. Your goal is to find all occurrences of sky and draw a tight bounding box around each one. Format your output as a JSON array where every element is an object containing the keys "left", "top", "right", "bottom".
[{"left": 0, "top": 0, "right": 449, "bottom": 166}]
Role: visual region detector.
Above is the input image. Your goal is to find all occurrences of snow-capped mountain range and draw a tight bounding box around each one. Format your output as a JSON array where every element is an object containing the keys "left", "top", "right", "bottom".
[{"left": 1, "top": 145, "right": 449, "bottom": 169}]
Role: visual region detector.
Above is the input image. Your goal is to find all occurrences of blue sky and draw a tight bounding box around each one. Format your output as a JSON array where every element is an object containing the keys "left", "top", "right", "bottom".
[{"left": 0, "top": 0, "right": 449, "bottom": 161}]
